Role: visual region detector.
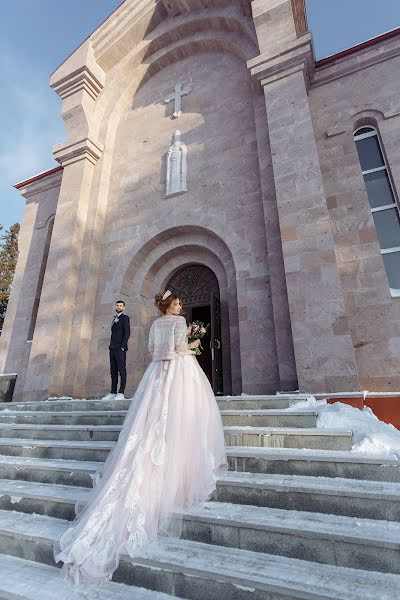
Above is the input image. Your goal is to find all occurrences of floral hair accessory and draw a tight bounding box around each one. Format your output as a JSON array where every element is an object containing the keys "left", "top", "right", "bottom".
[{"left": 162, "top": 290, "right": 172, "bottom": 300}]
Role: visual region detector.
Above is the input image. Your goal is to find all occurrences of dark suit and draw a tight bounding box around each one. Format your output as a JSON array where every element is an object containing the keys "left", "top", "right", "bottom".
[{"left": 109, "top": 313, "right": 130, "bottom": 394}]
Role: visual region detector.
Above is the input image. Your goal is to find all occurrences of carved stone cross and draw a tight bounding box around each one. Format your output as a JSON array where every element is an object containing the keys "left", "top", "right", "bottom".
[{"left": 164, "top": 82, "right": 192, "bottom": 119}]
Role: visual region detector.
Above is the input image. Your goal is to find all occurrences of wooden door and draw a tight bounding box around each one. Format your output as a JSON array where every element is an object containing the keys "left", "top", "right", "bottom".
[{"left": 211, "top": 294, "right": 223, "bottom": 395}]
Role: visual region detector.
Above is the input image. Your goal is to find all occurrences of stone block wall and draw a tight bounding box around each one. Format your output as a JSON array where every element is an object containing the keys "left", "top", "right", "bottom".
[
  {"left": 310, "top": 34, "right": 400, "bottom": 390},
  {"left": 4, "top": 0, "right": 400, "bottom": 400},
  {"left": 86, "top": 51, "right": 281, "bottom": 397}
]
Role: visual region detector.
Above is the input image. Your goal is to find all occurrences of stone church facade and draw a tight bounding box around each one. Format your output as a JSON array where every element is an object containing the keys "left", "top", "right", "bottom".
[{"left": 1, "top": 0, "right": 400, "bottom": 402}]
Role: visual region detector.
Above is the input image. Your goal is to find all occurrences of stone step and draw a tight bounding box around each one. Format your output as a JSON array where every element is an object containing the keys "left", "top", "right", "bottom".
[
  {"left": 0, "top": 410, "right": 128, "bottom": 426},
  {"left": 0, "top": 424, "right": 349, "bottom": 449},
  {"left": 0, "top": 448, "right": 398, "bottom": 491},
  {"left": 0, "top": 455, "right": 100, "bottom": 487},
  {"left": 182, "top": 501, "right": 400, "bottom": 573},
  {"left": 0, "top": 409, "right": 317, "bottom": 429},
  {"left": 1, "top": 395, "right": 303, "bottom": 413},
  {"left": 227, "top": 447, "right": 400, "bottom": 482},
  {"left": 0, "top": 478, "right": 87, "bottom": 520},
  {"left": 81, "top": 537, "right": 400, "bottom": 599},
  {"left": 0, "top": 423, "right": 121, "bottom": 442},
  {"left": 217, "top": 395, "right": 302, "bottom": 410},
  {"left": 224, "top": 426, "right": 352, "bottom": 450},
  {"left": 0, "top": 437, "right": 114, "bottom": 462},
  {"left": 220, "top": 410, "right": 317, "bottom": 428},
  {"left": 1, "top": 470, "right": 400, "bottom": 524},
  {"left": 215, "top": 472, "right": 400, "bottom": 521},
  {"left": 0, "top": 511, "right": 398, "bottom": 599},
  {"left": 0, "top": 398, "right": 131, "bottom": 412},
  {"left": 0, "top": 554, "right": 176, "bottom": 600}
]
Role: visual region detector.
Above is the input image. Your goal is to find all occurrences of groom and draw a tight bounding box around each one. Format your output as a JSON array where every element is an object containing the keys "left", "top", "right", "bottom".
[{"left": 102, "top": 300, "right": 131, "bottom": 401}]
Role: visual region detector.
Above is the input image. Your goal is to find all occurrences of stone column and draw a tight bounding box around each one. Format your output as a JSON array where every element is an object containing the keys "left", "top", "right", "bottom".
[
  {"left": 249, "top": 0, "right": 359, "bottom": 392},
  {"left": 0, "top": 170, "right": 62, "bottom": 400},
  {"left": 0, "top": 199, "right": 39, "bottom": 381},
  {"left": 21, "top": 42, "right": 105, "bottom": 400}
]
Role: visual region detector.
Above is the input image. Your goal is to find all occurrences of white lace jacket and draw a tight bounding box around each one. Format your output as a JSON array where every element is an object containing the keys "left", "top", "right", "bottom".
[{"left": 148, "top": 315, "right": 189, "bottom": 361}]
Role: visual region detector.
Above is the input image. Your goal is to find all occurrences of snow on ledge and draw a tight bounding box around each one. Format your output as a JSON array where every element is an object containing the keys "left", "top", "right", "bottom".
[{"left": 390, "top": 288, "right": 400, "bottom": 298}]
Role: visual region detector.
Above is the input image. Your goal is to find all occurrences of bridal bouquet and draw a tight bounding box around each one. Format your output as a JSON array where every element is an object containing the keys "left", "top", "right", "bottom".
[{"left": 187, "top": 321, "right": 209, "bottom": 355}]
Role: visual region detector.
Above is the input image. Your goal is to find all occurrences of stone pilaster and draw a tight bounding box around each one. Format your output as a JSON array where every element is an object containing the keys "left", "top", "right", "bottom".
[
  {"left": 249, "top": 0, "right": 359, "bottom": 392},
  {"left": 0, "top": 169, "right": 62, "bottom": 401},
  {"left": 21, "top": 42, "right": 105, "bottom": 400}
]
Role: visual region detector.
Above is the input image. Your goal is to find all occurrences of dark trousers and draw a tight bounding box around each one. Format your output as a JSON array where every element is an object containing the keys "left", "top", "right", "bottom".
[{"left": 109, "top": 348, "right": 127, "bottom": 394}]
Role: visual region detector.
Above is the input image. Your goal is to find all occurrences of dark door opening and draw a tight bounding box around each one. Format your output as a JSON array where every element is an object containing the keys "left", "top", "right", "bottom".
[
  {"left": 166, "top": 264, "right": 224, "bottom": 395},
  {"left": 187, "top": 304, "right": 212, "bottom": 387}
]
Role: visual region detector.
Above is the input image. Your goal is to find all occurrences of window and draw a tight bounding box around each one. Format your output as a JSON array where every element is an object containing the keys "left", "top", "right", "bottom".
[
  {"left": 354, "top": 126, "right": 400, "bottom": 296},
  {"left": 27, "top": 218, "right": 54, "bottom": 340}
]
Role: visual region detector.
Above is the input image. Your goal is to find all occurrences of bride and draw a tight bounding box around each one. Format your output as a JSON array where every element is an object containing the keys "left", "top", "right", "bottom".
[{"left": 54, "top": 290, "right": 227, "bottom": 583}]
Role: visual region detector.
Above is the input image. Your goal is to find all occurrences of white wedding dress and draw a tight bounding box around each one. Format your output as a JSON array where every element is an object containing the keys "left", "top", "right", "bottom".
[{"left": 54, "top": 315, "right": 227, "bottom": 583}]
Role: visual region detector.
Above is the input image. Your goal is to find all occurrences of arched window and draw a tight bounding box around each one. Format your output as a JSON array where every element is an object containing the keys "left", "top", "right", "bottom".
[
  {"left": 354, "top": 126, "right": 400, "bottom": 296},
  {"left": 27, "top": 218, "right": 54, "bottom": 341}
]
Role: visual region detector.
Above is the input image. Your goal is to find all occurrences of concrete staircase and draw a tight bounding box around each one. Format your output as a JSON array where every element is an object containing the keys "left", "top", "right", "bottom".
[{"left": 0, "top": 395, "right": 399, "bottom": 599}]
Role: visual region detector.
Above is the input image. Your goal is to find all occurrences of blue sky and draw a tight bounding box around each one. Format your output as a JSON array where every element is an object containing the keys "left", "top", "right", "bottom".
[{"left": 1, "top": 0, "right": 400, "bottom": 229}]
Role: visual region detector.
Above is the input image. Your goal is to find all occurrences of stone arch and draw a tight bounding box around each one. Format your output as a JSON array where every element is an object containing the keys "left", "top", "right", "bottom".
[
  {"left": 36, "top": 213, "right": 56, "bottom": 231},
  {"left": 28, "top": 217, "right": 55, "bottom": 342},
  {"left": 92, "top": 29, "right": 255, "bottom": 147},
  {"left": 121, "top": 226, "right": 240, "bottom": 394},
  {"left": 326, "top": 109, "right": 386, "bottom": 138},
  {"left": 80, "top": 7, "right": 265, "bottom": 396},
  {"left": 79, "top": 12, "right": 258, "bottom": 380},
  {"left": 122, "top": 226, "right": 236, "bottom": 295},
  {"left": 141, "top": 14, "right": 257, "bottom": 61},
  {"left": 91, "top": 7, "right": 258, "bottom": 143},
  {"left": 352, "top": 109, "right": 385, "bottom": 132},
  {"left": 80, "top": 18, "right": 258, "bottom": 353}
]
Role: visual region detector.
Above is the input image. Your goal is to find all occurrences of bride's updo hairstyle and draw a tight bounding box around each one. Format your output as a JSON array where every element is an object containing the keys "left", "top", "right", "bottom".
[{"left": 155, "top": 290, "right": 181, "bottom": 314}]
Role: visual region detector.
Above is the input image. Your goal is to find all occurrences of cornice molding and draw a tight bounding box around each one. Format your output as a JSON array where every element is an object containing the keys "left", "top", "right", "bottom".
[
  {"left": 316, "top": 27, "right": 400, "bottom": 68},
  {"left": 313, "top": 32, "right": 400, "bottom": 89},
  {"left": 14, "top": 166, "right": 63, "bottom": 190},
  {"left": 248, "top": 32, "right": 314, "bottom": 89},
  {"left": 16, "top": 170, "right": 64, "bottom": 199},
  {"left": 51, "top": 66, "right": 105, "bottom": 101},
  {"left": 53, "top": 137, "right": 104, "bottom": 167}
]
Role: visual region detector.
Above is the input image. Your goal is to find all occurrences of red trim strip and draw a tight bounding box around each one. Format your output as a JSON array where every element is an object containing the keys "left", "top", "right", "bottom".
[
  {"left": 315, "top": 27, "right": 400, "bottom": 68},
  {"left": 14, "top": 166, "right": 64, "bottom": 190},
  {"left": 327, "top": 395, "right": 400, "bottom": 429}
]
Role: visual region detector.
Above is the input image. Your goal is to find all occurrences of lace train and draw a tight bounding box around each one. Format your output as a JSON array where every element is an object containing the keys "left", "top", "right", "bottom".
[{"left": 54, "top": 355, "right": 227, "bottom": 583}]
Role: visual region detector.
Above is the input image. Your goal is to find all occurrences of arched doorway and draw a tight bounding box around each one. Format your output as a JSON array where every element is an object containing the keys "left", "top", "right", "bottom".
[{"left": 166, "top": 264, "right": 224, "bottom": 395}]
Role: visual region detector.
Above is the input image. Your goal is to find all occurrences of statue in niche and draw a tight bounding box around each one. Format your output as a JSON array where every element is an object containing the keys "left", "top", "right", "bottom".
[{"left": 165, "top": 130, "right": 187, "bottom": 198}]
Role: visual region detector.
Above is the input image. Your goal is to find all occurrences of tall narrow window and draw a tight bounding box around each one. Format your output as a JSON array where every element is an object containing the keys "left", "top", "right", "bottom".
[
  {"left": 27, "top": 218, "right": 54, "bottom": 341},
  {"left": 354, "top": 126, "right": 400, "bottom": 296}
]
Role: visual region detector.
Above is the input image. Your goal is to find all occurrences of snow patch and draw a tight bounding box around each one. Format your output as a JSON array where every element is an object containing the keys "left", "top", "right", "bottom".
[
  {"left": 10, "top": 496, "right": 22, "bottom": 504},
  {"left": 234, "top": 584, "right": 256, "bottom": 591},
  {"left": 286, "top": 396, "right": 400, "bottom": 459}
]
